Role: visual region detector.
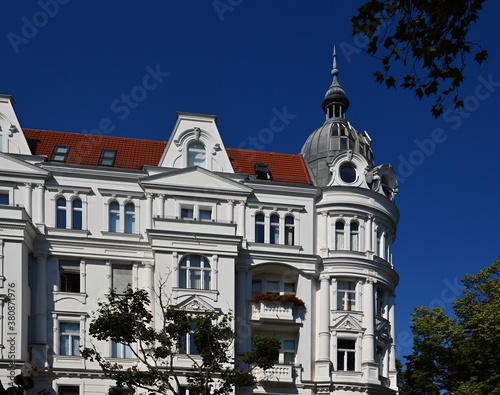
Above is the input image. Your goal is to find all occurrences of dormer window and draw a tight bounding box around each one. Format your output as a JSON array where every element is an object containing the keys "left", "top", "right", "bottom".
[
  {"left": 99, "top": 150, "right": 117, "bottom": 166},
  {"left": 187, "top": 141, "right": 206, "bottom": 168},
  {"left": 255, "top": 163, "right": 272, "bottom": 180},
  {"left": 51, "top": 146, "right": 70, "bottom": 162}
]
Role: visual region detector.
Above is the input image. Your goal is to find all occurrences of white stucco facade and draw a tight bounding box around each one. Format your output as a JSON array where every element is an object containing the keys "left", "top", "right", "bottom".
[{"left": 0, "top": 58, "right": 400, "bottom": 395}]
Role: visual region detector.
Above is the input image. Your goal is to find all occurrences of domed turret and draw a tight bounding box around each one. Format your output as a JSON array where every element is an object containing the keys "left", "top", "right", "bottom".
[{"left": 301, "top": 50, "right": 374, "bottom": 187}]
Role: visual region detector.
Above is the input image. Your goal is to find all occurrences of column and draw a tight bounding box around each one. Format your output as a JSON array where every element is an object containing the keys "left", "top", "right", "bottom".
[
  {"left": 144, "top": 260, "right": 155, "bottom": 319},
  {"left": 24, "top": 183, "right": 32, "bottom": 218},
  {"left": 388, "top": 292, "right": 397, "bottom": 373},
  {"left": 320, "top": 211, "right": 328, "bottom": 251},
  {"left": 158, "top": 194, "right": 165, "bottom": 218},
  {"left": 34, "top": 184, "right": 45, "bottom": 225},
  {"left": 362, "top": 278, "right": 375, "bottom": 363},
  {"left": 34, "top": 254, "right": 47, "bottom": 344},
  {"left": 235, "top": 267, "right": 247, "bottom": 354},
  {"left": 145, "top": 193, "right": 153, "bottom": 229},
  {"left": 237, "top": 201, "right": 246, "bottom": 238},
  {"left": 315, "top": 274, "right": 331, "bottom": 381},
  {"left": 227, "top": 200, "right": 234, "bottom": 224},
  {"left": 366, "top": 214, "right": 374, "bottom": 252}
]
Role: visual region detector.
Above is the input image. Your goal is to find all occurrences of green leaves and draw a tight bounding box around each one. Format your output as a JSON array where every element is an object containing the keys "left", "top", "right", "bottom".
[
  {"left": 352, "top": 0, "right": 488, "bottom": 117},
  {"left": 401, "top": 260, "right": 500, "bottom": 394},
  {"left": 82, "top": 286, "right": 281, "bottom": 395}
]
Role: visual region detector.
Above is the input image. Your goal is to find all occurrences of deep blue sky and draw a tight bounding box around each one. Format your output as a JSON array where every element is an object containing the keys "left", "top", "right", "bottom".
[{"left": 2, "top": 1, "right": 499, "bottom": 360}]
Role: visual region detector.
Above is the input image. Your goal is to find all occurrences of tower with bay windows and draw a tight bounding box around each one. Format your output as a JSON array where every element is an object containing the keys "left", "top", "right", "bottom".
[{"left": 301, "top": 51, "right": 400, "bottom": 394}]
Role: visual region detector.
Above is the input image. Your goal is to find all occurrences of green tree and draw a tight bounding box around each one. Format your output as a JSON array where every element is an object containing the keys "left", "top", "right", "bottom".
[
  {"left": 81, "top": 287, "right": 280, "bottom": 395},
  {"left": 400, "top": 259, "right": 500, "bottom": 394},
  {"left": 352, "top": 0, "right": 489, "bottom": 117}
]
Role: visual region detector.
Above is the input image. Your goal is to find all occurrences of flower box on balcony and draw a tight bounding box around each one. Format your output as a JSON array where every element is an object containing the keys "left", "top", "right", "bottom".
[{"left": 251, "top": 293, "right": 305, "bottom": 307}]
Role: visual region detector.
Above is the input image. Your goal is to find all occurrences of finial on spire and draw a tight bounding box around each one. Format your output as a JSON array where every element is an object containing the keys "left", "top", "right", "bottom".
[{"left": 322, "top": 46, "right": 350, "bottom": 119}]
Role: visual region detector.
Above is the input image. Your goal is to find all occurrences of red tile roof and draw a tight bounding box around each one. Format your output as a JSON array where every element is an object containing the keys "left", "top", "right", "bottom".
[
  {"left": 24, "top": 129, "right": 166, "bottom": 170},
  {"left": 227, "top": 149, "right": 311, "bottom": 185},
  {"left": 23, "top": 129, "right": 311, "bottom": 185}
]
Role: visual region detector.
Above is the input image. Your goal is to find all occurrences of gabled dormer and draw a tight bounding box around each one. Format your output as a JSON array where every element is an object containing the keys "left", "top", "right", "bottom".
[
  {"left": 159, "top": 112, "right": 234, "bottom": 173},
  {"left": 0, "top": 95, "right": 31, "bottom": 155}
]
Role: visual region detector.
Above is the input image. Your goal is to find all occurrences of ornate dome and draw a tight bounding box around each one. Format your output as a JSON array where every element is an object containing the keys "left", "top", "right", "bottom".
[{"left": 301, "top": 51, "right": 374, "bottom": 187}]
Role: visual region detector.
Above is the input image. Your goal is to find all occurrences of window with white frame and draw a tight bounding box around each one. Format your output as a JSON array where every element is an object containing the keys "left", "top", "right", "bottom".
[
  {"left": 179, "top": 322, "right": 199, "bottom": 355},
  {"left": 59, "top": 322, "right": 80, "bottom": 356},
  {"left": 270, "top": 214, "right": 279, "bottom": 244},
  {"left": 255, "top": 213, "right": 265, "bottom": 243},
  {"left": 187, "top": 141, "right": 206, "bottom": 168},
  {"left": 112, "top": 264, "right": 132, "bottom": 293},
  {"left": 72, "top": 198, "right": 83, "bottom": 230},
  {"left": 335, "top": 221, "right": 345, "bottom": 250},
  {"left": 58, "top": 386, "right": 79, "bottom": 395},
  {"left": 337, "top": 339, "right": 356, "bottom": 371},
  {"left": 181, "top": 206, "right": 194, "bottom": 219},
  {"left": 285, "top": 215, "right": 295, "bottom": 245},
  {"left": 337, "top": 281, "right": 356, "bottom": 311},
  {"left": 0, "top": 192, "right": 9, "bottom": 205},
  {"left": 283, "top": 339, "right": 296, "bottom": 364},
  {"left": 56, "top": 197, "right": 67, "bottom": 228},
  {"left": 252, "top": 279, "right": 296, "bottom": 295},
  {"left": 376, "top": 288, "right": 385, "bottom": 317},
  {"left": 350, "top": 222, "right": 359, "bottom": 251},
  {"left": 59, "top": 260, "right": 80, "bottom": 293},
  {"left": 124, "top": 202, "right": 135, "bottom": 233},
  {"left": 109, "top": 201, "right": 120, "bottom": 232},
  {"left": 179, "top": 255, "right": 211, "bottom": 290},
  {"left": 112, "top": 341, "right": 133, "bottom": 359},
  {"left": 199, "top": 208, "right": 212, "bottom": 221}
]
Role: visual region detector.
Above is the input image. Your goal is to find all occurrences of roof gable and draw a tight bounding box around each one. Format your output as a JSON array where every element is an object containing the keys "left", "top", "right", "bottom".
[
  {"left": 0, "top": 95, "right": 32, "bottom": 155},
  {"left": 141, "top": 166, "right": 252, "bottom": 195},
  {"left": 0, "top": 152, "right": 48, "bottom": 180},
  {"left": 159, "top": 112, "right": 234, "bottom": 173}
]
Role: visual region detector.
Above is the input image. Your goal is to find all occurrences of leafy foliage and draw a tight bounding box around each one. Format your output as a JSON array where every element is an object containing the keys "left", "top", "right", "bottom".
[
  {"left": 251, "top": 293, "right": 305, "bottom": 307},
  {"left": 400, "top": 260, "right": 500, "bottom": 394},
  {"left": 81, "top": 287, "right": 280, "bottom": 395},
  {"left": 352, "top": 0, "right": 488, "bottom": 117}
]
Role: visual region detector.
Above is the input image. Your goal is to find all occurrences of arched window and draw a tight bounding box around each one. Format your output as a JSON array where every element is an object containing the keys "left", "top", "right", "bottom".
[
  {"left": 179, "top": 255, "right": 211, "bottom": 290},
  {"left": 350, "top": 222, "right": 359, "bottom": 251},
  {"left": 255, "top": 213, "right": 265, "bottom": 243},
  {"left": 270, "top": 214, "right": 279, "bottom": 244},
  {"left": 285, "top": 215, "right": 295, "bottom": 245},
  {"left": 187, "top": 141, "right": 206, "bottom": 168},
  {"left": 109, "top": 201, "right": 120, "bottom": 232},
  {"left": 335, "top": 221, "right": 345, "bottom": 250},
  {"left": 124, "top": 202, "right": 135, "bottom": 234},
  {"left": 71, "top": 199, "right": 82, "bottom": 230},
  {"left": 56, "top": 197, "right": 67, "bottom": 229}
]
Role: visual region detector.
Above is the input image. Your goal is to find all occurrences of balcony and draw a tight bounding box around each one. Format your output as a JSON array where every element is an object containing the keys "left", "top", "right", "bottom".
[
  {"left": 253, "top": 364, "right": 294, "bottom": 383},
  {"left": 251, "top": 301, "right": 294, "bottom": 322}
]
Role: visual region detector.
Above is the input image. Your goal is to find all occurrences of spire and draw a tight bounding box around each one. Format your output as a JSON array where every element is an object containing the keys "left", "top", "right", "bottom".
[{"left": 321, "top": 47, "right": 350, "bottom": 120}]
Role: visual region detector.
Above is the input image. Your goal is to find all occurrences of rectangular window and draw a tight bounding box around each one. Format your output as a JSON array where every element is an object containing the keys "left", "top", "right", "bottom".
[
  {"left": 112, "top": 341, "right": 133, "bottom": 359},
  {"left": 51, "top": 145, "right": 70, "bottom": 162},
  {"left": 376, "top": 289, "right": 385, "bottom": 316},
  {"left": 59, "top": 260, "right": 80, "bottom": 293},
  {"left": 99, "top": 150, "right": 117, "bottom": 166},
  {"left": 266, "top": 281, "right": 280, "bottom": 293},
  {"left": 199, "top": 208, "right": 212, "bottom": 221},
  {"left": 283, "top": 339, "right": 296, "bottom": 364},
  {"left": 179, "top": 323, "right": 199, "bottom": 355},
  {"left": 60, "top": 323, "right": 80, "bottom": 356},
  {"left": 284, "top": 282, "right": 296, "bottom": 294},
  {"left": 0, "top": 193, "right": 8, "bottom": 205},
  {"left": 337, "top": 339, "right": 356, "bottom": 371},
  {"left": 181, "top": 207, "right": 194, "bottom": 219},
  {"left": 252, "top": 280, "right": 262, "bottom": 295},
  {"left": 112, "top": 264, "right": 132, "bottom": 293},
  {"left": 337, "top": 281, "right": 356, "bottom": 311},
  {"left": 58, "top": 386, "right": 79, "bottom": 395}
]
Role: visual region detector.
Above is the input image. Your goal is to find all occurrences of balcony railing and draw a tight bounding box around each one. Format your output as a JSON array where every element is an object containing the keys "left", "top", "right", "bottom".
[
  {"left": 251, "top": 301, "right": 294, "bottom": 321},
  {"left": 253, "top": 364, "right": 294, "bottom": 383}
]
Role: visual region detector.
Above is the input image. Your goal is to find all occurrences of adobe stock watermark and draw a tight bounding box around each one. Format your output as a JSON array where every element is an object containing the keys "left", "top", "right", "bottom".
[
  {"left": 395, "top": 276, "right": 463, "bottom": 358},
  {"left": 237, "top": 106, "right": 296, "bottom": 151},
  {"left": 212, "top": 0, "right": 243, "bottom": 22},
  {"left": 73, "top": 64, "right": 169, "bottom": 160},
  {"left": 396, "top": 73, "right": 499, "bottom": 183},
  {"left": 8, "top": 0, "right": 71, "bottom": 54}
]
